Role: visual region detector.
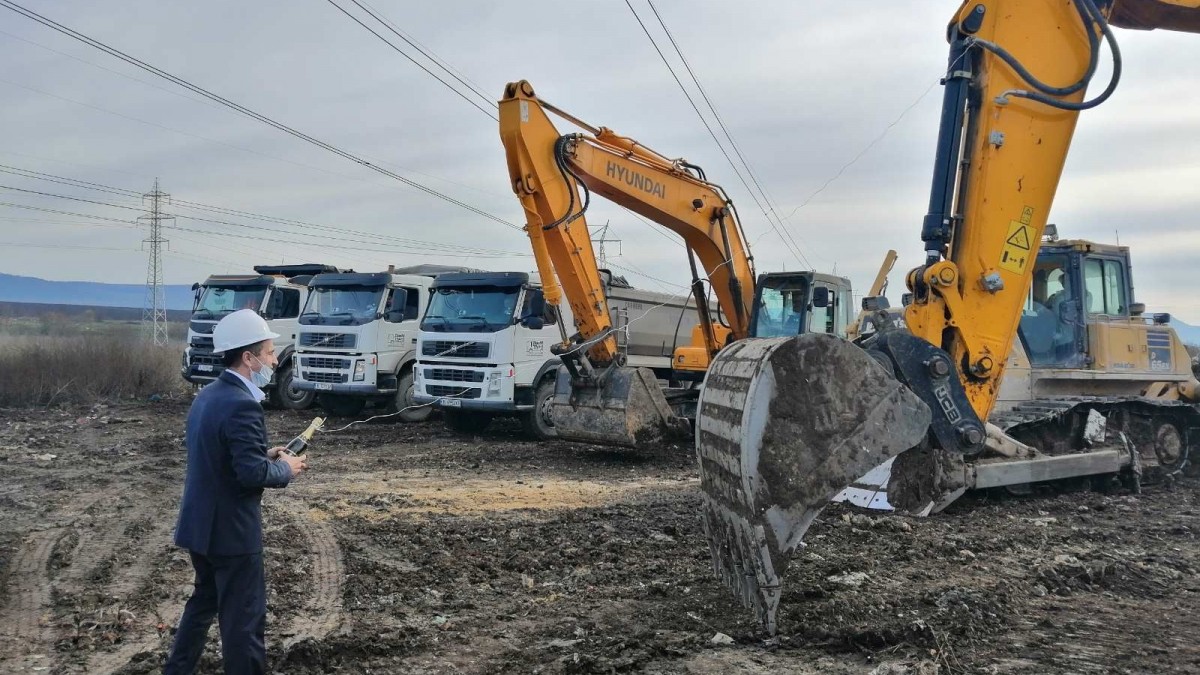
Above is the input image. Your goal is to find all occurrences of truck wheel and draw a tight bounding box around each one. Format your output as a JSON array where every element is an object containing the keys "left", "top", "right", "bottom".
[
  {"left": 444, "top": 410, "right": 493, "bottom": 434},
  {"left": 274, "top": 364, "right": 316, "bottom": 410},
  {"left": 522, "top": 378, "right": 557, "bottom": 441},
  {"left": 318, "top": 394, "right": 365, "bottom": 417},
  {"left": 383, "top": 370, "right": 434, "bottom": 423}
]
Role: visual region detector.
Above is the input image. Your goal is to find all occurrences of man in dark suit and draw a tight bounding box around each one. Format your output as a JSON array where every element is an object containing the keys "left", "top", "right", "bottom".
[{"left": 165, "top": 309, "right": 308, "bottom": 675}]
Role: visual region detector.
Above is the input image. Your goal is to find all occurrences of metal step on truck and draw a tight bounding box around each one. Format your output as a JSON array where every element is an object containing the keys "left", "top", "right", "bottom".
[
  {"left": 413, "top": 269, "right": 707, "bottom": 439},
  {"left": 293, "top": 264, "right": 484, "bottom": 419},
  {"left": 182, "top": 264, "right": 341, "bottom": 409}
]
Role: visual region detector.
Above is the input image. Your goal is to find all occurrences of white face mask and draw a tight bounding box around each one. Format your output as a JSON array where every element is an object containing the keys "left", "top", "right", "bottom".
[{"left": 249, "top": 354, "right": 274, "bottom": 388}]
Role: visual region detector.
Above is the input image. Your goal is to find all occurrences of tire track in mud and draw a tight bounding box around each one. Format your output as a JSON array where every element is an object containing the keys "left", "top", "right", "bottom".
[
  {"left": 0, "top": 493, "right": 108, "bottom": 670},
  {"left": 276, "top": 499, "right": 346, "bottom": 648},
  {"left": 76, "top": 498, "right": 185, "bottom": 674}
]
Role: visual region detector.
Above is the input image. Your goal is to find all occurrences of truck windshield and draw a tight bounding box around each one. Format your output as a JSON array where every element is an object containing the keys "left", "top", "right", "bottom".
[
  {"left": 300, "top": 285, "right": 384, "bottom": 326},
  {"left": 193, "top": 286, "right": 266, "bottom": 320},
  {"left": 421, "top": 286, "right": 520, "bottom": 332}
]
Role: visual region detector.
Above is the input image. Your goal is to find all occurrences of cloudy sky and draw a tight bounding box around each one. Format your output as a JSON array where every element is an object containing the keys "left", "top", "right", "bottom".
[{"left": 2, "top": 1, "right": 1199, "bottom": 320}]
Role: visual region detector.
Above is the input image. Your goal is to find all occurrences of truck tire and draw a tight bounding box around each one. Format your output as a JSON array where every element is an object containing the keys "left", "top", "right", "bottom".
[
  {"left": 382, "top": 370, "right": 434, "bottom": 423},
  {"left": 521, "top": 377, "right": 557, "bottom": 441},
  {"left": 318, "top": 394, "right": 366, "bottom": 418},
  {"left": 444, "top": 410, "right": 493, "bottom": 434},
  {"left": 274, "top": 364, "right": 316, "bottom": 411}
]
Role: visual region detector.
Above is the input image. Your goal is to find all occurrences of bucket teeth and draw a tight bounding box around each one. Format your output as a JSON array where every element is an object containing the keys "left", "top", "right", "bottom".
[{"left": 700, "top": 499, "right": 780, "bottom": 633}]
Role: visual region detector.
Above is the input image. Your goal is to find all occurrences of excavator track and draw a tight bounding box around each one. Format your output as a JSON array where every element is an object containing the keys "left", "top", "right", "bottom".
[
  {"left": 992, "top": 396, "right": 1198, "bottom": 475},
  {"left": 695, "top": 334, "right": 931, "bottom": 634}
]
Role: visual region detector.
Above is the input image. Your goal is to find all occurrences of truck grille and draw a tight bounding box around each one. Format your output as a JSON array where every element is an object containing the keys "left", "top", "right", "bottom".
[
  {"left": 191, "top": 352, "right": 222, "bottom": 367},
  {"left": 302, "top": 357, "right": 351, "bottom": 369},
  {"left": 300, "top": 332, "right": 356, "bottom": 349},
  {"left": 425, "top": 368, "right": 485, "bottom": 383},
  {"left": 304, "top": 371, "right": 348, "bottom": 384},
  {"left": 426, "top": 384, "right": 481, "bottom": 399},
  {"left": 422, "top": 340, "right": 489, "bottom": 358},
  {"left": 190, "top": 336, "right": 214, "bottom": 349}
]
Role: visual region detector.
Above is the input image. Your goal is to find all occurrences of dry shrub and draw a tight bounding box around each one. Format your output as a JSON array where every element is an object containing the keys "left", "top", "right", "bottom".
[{"left": 0, "top": 335, "right": 184, "bottom": 407}]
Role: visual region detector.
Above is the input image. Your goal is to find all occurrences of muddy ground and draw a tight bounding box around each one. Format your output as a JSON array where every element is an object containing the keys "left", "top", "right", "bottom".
[{"left": 1, "top": 399, "right": 1198, "bottom": 674}]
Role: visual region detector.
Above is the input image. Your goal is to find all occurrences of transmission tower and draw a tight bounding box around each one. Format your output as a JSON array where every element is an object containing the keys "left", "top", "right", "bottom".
[
  {"left": 590, "top": 221, "right": 622, "bottom": 268},
  {"left": 139, "top": 179, "right": 172, "bottom": 346}
]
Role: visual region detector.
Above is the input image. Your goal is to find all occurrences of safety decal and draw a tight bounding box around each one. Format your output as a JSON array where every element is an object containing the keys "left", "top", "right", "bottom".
[{"left": 998, "top": 207, "right": 1035, "bottom": 275}]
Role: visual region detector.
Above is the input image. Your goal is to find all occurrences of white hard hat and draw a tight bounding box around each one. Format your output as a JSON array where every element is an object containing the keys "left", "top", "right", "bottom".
[{"left": 212, "top": 309, "right": 280, "bottom": 353}]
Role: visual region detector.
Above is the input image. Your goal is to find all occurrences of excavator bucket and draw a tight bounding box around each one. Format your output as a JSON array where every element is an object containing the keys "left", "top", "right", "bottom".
[
  {"left": 696, "top": 333, "right": 933, "bottom": 634},
  {"left": 550, "top": 365, "right": 688, "bottom": 448}
]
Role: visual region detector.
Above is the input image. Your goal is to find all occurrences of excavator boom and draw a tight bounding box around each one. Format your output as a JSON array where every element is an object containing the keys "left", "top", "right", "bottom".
[{"left": 499, "top": 81, "right": 759, "bottom": 446}]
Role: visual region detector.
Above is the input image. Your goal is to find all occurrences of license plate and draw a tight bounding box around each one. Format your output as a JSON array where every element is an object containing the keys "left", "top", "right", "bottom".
[
  {"left": 196, "top": 364, "right": 213, "bottom": 372},
  {"left": 441, "top": 398, "right": 462, "bottom": 408},
  {"left": 315, "top": 383, "right": 333, "bottom": 391}
]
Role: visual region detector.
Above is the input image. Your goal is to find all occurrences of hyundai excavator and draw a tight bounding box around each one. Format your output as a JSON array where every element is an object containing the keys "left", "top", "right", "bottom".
[
  {"left": 501, "top": 0, "right": 1200, "bottom": 635},
  {"left": 499, "top": 84, "right": 853, "bottom": 447}
]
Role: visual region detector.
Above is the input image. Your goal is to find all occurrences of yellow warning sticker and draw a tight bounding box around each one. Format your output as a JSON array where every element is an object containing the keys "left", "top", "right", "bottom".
[{"left": 999, "top": 220, "right": 1032, "bottom": 274}]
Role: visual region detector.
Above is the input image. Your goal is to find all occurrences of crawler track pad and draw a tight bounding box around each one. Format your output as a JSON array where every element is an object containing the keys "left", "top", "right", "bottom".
[
  {"left": 696, "top": 334, "right": 932, "bottom": 633},
  {"left": 550, "top": 366, "right": 687, "bottom": 448}
]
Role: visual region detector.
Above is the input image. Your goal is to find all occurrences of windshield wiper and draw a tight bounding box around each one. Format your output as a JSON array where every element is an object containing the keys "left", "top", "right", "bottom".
[{"left": 458, "top": 315, "right": 492, "bottom": 332}]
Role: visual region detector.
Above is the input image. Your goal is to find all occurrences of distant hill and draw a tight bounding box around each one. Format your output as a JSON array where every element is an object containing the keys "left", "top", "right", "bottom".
[
  {"left": 0, "top": 272, "right": 194, "bottom": 311},
  {"left": 0, "top": 300, "right": 190, "bottom": 322}
]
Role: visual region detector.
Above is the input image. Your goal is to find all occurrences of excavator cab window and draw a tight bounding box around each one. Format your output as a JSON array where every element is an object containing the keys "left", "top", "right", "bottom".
[
  {"left": 752, "top": 275, "right": 811, "bottom": 338},
  {"left": 1083, "top": 258, "right": 1129, "bottom": 316},
  {"left": 1020, "top": 253, "right": 1087, "bottom": 367}
]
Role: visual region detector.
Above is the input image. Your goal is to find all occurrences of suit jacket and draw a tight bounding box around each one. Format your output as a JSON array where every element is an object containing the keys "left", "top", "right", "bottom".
[{"left": 175, "top": 370, "right": 292, "bottom": 556}]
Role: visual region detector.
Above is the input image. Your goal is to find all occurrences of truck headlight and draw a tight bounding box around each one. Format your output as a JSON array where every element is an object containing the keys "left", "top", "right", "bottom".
[
  {"left": 353, "top": 360, "right": 366, "bottom": 381},
  {"left": 487, "top": 371, "right": 502, "bottom": 394}
]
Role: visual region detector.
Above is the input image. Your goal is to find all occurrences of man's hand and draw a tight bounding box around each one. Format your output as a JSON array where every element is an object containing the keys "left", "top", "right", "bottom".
[
  {"left": 282, "top": 453, "right": 308, "bottom": 477},
  {"left": 268, "top": 446, "right": 288, "bottom": 459}
]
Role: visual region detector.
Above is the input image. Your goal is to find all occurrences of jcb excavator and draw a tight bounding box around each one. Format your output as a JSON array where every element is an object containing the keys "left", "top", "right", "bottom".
[
  {"left": 499, "top": 84, "right": 853, "bottom": 447},
  {"left": 692, "top": 0, "right": 1200, "bottom": 634}
]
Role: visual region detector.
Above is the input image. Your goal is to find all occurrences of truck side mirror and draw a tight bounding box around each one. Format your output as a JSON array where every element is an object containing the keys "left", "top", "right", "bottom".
[
  {"left": 263, "top": 292, "right": 285, "bottom": 319},
  {"left": 528, "top": 290, "right": 546, "bottom": 318},
  {"left": 811, "top": 286, "right": 831, "bottom": 308},
  {"left": 521, "top": 315, "right": 546, "bottom": 330},
  {"left": 384, "top": 289, "right": 408, "bottom": 322}
]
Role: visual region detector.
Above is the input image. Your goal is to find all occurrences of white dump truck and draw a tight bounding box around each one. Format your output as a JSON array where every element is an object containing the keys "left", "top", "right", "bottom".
[
  {"left": 293, "top": 265, "right": 483, "bottom": 419},
  {"left": 182, "top": 264, "right": 340, "bottom": 409},
  {"left": 413, "top": 270, "right": 703, "bottom": 439}
]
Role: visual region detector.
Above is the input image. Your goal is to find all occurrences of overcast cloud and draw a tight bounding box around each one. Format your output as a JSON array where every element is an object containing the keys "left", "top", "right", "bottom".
[{"left": 1, "top": 1, "right": 1198, "bottom": 320}]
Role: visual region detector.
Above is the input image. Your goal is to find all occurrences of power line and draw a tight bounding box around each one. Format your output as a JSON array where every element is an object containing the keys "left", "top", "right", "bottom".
[
  {"left": 0, "top": 0, "right": 519, "bottom": 231},
  {"left": 327, "top": 0, "right": 497, "bottom": 115},
  {"left": 644, "top": 0, "right": 815, "bottom": 269},
  {"left": 622, "top": 0, "right": 808, "bottom": 269},
  {"left": 0, "top": 163, "right": 520, "bottom": 254},
  {"left": 0, "top": 182, "right": 522, "bottom": 256}
]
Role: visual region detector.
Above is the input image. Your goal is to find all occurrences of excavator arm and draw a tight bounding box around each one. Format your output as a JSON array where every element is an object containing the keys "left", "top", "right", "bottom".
[
  {"left": 499, "top": 80, "right": 758, "bottom": 446},
  {"left": 699, "top": 0, "right": 1200, "bottom": 634}
]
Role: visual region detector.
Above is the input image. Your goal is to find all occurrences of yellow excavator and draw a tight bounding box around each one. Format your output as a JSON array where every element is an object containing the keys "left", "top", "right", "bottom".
[
  {"left": 499, "top": 84, "right": 854, "bottom": 447},
  {"left": 692, "top": 0, "right": 1200, "bottom": 634},
  {"left": 501, "top": 0, "right": 1200, "bottom": 635}
]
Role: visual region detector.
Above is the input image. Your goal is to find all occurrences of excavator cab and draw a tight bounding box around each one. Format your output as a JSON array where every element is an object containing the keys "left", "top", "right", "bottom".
[{"left": 750, "top": 272, "right": 852, "bottom": 338}]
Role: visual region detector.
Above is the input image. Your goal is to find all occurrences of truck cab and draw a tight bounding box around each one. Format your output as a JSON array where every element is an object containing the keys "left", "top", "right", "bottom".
[
  {"left": 294, "top": 265, "right": 481, "bottom": 419},
  {"left": 414, "top": 270, "right": 709, "bottom": 440},
  {"left": 182, "top": 264, "right": 338, "bottom": 409}
]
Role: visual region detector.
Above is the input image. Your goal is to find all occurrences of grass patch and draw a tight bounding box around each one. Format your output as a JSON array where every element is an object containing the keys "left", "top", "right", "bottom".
[{"left": 0, "top": 335, "right": 184, "bottom": 407}]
